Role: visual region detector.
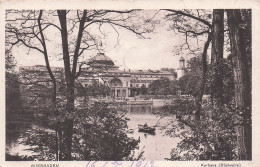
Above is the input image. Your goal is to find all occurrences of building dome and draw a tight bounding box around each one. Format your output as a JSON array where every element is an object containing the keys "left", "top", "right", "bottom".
[
  {"left": 89, "top": 53, "right": 115, "bottom": 67},
  {"left": 179, "top": 56, "right": 185, "bottom": 61}
]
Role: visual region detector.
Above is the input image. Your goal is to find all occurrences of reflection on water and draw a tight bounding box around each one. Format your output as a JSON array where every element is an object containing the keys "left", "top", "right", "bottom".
[
  {"left": 125, "top": 104, "right": 179, "bottom": 160},
  {"left": 6, "top": 113, "right": 36, "bottom": 158},
  {"left": 6, "top": 104, "right": 179, "bottom": 160}
]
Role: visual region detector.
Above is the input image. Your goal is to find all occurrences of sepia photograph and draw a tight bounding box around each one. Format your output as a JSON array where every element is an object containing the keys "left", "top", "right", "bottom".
[{"left": 2, "top": 3, "right": 257, "bottom": 166}]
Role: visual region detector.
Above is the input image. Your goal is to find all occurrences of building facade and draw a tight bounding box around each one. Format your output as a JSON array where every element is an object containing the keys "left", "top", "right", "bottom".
[{"left": 19, "top": 53, "right": 185, "bottom": 98}]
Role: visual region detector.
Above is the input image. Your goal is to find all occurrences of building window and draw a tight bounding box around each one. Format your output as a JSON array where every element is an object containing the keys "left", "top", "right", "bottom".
[
  {"left": 110, "top": 78, "right": 123, "bottom": 87},
  {"left": 130, "top": 84, "right": 132, "bottom": 87},
  {"left": 126, "top": 81, "right": 128, "bottom": 86},
  {"left": 136, "top": 84, "right": 139, "bottom": 87}
]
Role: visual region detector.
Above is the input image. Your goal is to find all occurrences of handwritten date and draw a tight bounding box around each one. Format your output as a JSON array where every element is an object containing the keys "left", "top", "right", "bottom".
[{"left": 86, "top": 161, "right": 157, "bottom": 167}]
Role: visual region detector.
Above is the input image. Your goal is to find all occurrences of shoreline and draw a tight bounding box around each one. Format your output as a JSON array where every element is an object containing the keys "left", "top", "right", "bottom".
[{"left": 87, "top": 97, "right": 174, "bottom": 106}]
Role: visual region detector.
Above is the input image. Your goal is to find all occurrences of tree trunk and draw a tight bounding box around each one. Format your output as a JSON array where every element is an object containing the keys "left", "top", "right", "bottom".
[
  {"left": 195, "top": 34, "right": 211, "bottom": 121},
  {"left": 63, "top": 80, "right": 75, "bottom": 160},
  {"left": 72, "top": 10, "right": 87, "bottom": 77},
  {"left": 211, "top": 9, "right": 224, "bottom": 104},
  {"left": 57, "top": 10, "right": 75, "bottom": 160},
  {"left": 56, "top": 10, "right": 88, "bottom": 160},
  {"left": 38, "top": 10, "right": 60, "bottom": 160},
  {"left": 226, "top": 9, "right": 251, "bottom": 160}
]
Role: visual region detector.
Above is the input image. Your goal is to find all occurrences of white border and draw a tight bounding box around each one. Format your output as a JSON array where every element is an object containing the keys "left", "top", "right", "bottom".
[{"left": 0, "top": 0, "right": 260, "bottom": 167}]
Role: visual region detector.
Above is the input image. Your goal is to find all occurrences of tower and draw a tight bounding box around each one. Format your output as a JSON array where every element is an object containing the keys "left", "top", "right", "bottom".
[
  {"left": 179, "top": 56, "right": 185, "bottom": 69},
  {"left": 177, "top": 56, "right": 185, "bottom": 79}
]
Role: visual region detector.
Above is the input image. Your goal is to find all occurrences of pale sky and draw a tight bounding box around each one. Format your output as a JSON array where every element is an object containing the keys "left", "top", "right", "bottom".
[{"left": 10, "top": 10, "right": 207, "bottom": 71}]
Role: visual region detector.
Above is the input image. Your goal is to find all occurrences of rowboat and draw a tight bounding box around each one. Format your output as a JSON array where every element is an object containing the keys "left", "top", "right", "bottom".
[{"left": 138, "top": 124, "right": 156, "bottom": 134}]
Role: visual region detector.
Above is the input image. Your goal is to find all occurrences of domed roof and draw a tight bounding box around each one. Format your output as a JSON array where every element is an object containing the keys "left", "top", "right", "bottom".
[
  {"left": 179, "top": 56, "right": 185, "bottom": 61},
  {"left": 89, "top": 53, "right": 114, "bottom": 66}
]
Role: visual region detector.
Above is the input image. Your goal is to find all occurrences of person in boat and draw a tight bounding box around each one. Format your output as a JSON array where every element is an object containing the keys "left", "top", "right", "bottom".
[{"left": 144, "top": 123, "right": 148, "bottom": 128}]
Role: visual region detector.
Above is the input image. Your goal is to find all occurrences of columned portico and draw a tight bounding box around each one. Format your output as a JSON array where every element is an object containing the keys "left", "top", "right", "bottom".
[
  {"left": 84, "top": 53, "right": 179, "bottom": 98},
  {"left": 117, "top": 89, "right": 120, "bottom": 97},
  {"left": 109, "top": 77, "right": 130, "bottom": 98},
  {"left": 111, "top": 87, "right": 129, "bottom": 98}
]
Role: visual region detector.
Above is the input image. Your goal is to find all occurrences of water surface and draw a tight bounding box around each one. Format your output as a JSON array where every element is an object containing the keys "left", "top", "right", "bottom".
[{"left": 125, "top": 104, "right": 179, "bottom": 160}]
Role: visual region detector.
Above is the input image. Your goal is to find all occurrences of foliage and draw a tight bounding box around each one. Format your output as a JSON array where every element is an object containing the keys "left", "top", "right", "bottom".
[
  {"left": 164, "top": 52, "right": 237, "bottom": 161},
  {"left": 6, "top": 154, "right": 36, "bottom": 161},
  {"left": 178, "top": 56, "right": 234, "bottom": 106},
  {"left": 19, "top": 126, "right": 57, "bottom": 161},
  {"left": 178, "top": 72, "right": 202, "bottom": 97},
  {"left": 206, "top": 58, "right": 234, "bottom": 104},
  {"left": 5, "top": 50, "right": 16, "bottom": 72},
  {"left": 148, "top": 77, "right": 179, "bottom": 96},
  {"left": 6, "top": 50, "right": 20, "bottom": 112},
  {"left": 161, "top": 68, "right": 178, "bottom": 78},
  {"left": 72, "top": 102, "right": 140, "bottom": 160},
  {"left": 178, "top": 56, "right": 210, "bottom": 96},
  {"left": 6, "top": 72, "right": 21, "bottom": 112},
  {"left": 185, "top": 56, "right": 203, "bottom": 72},
  {"left": 161, "top": 97, "right": 237, "bottom": 160},
  {"left": 160, "top": 40, "right": 239, "bottom": 160},
  {"left": 15, "top": 97, "right": 139, "bottom": 160},
  {"left": 139, "top": 84, "right": 147, "bottom": 95},
  {"left": 76, "top": 80, "right": 111, "bottom": 97}
]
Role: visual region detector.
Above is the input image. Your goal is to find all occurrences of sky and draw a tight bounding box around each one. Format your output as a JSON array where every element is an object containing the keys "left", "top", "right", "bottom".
[{"left": 10, "top": 10, "right": 207, "bottom": 71}]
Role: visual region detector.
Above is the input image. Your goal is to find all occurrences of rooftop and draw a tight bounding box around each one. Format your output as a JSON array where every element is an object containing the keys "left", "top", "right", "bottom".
[
  {"left": 130, "top": 69, "right": 172, "bottom": 75},
  {"left": 179, "top": 56, "right": 185, "bottom": 61},
  {"left": 88, "top": 53, "right": 115, "bottom": 67}
]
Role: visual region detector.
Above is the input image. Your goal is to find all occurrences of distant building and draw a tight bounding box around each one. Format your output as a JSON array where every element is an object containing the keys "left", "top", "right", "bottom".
[
  {"left": 19, "top": 65, "right": 64, "bottom": 91},
  {"left": 176, "top": 56, "right": 185, "bottom": 79},
  {"left": 19, "top": 53, "right": 184, "bottom": 98}
]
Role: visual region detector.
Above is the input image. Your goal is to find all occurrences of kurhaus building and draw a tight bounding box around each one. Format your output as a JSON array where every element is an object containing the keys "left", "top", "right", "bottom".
[{"left": 19, "top": 53, "right": 185, "bottom": 98}]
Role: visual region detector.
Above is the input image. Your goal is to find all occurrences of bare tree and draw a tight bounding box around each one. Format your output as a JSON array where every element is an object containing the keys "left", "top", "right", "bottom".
[
  {"left": 6, "top": 9, "right": 154, "bottom": 160},
  {"left": 6, "top": 10, "right": 61, "bottom": 159}
]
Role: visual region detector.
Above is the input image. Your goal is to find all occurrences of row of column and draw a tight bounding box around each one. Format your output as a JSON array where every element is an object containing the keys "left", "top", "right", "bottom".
[{"left": 113, "top": 88, "right": 130, "bottom": 98}]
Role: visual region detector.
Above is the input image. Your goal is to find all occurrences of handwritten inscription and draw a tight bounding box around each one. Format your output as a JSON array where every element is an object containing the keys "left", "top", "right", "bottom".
[{"left": 86, "top": 161, "right": 157, "bottom": 167}]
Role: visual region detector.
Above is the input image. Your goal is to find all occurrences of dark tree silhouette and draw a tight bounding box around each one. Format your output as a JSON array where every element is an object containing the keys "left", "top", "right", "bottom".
[{"left": 227, "top": 9, "right": 251, "bottom": 160}]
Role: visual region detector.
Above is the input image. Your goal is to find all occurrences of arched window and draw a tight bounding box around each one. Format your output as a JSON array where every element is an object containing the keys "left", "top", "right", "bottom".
[{"left": 110, "top": 78, "right": 123, "bottom": 87}]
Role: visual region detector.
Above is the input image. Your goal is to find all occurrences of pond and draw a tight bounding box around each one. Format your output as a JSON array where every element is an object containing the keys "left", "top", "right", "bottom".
[
  {"left": 125, "top": 104, "right": 180, "bottom": 160},
  {"left": 6, "top": 112, "right": 38, "bottom": 159}
]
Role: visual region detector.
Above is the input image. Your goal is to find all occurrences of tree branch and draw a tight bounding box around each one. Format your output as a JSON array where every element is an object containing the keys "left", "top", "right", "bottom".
[
  {"left": 164, "top": 9, "right": 212, "bottom": 28},
  {"left": 72, "top": 10, "right": 87, "bottom": 77}
]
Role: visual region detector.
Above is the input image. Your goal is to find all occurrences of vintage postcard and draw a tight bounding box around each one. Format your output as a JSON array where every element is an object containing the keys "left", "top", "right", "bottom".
[{"left": 0, "top": 0, "right": 260, "bottom": 167}]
